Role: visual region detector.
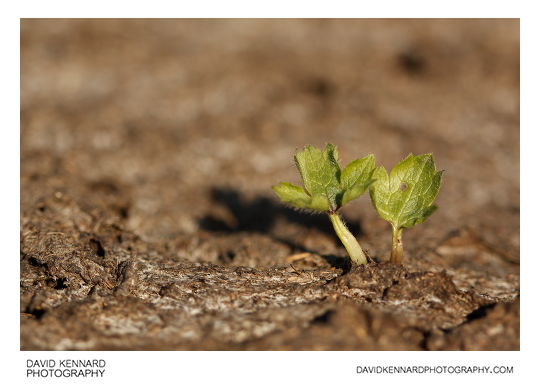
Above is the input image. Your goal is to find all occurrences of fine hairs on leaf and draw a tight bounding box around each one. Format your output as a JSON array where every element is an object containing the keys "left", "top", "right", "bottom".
[
  {"left": 369, "top": 153, "right": 443, "bottom": 264},
  {"left": 273, "top": 144, "right": 375, "bottom": 264}
]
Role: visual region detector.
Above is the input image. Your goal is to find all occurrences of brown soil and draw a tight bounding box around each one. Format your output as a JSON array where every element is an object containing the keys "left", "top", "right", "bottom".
[{"left": 20, "top": 19, "right": 519, "bottom": 350}]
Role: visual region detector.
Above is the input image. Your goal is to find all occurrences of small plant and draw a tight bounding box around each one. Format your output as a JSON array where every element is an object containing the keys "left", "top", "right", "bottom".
[
  {"left": 369, "top": 153, "right": 442, "bottom": 264},
  {"left": 272, "top": 144, "right": 375, "bottom": 264}
]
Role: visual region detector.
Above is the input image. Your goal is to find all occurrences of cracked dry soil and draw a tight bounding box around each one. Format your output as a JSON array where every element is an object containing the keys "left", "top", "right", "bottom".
[{"left": 21, "top": 19, "right": 519, "bottom": 350}]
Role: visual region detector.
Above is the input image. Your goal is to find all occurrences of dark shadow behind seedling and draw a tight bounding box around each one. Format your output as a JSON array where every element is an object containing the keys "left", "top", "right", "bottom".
[{"left": 198, "top": 187, "right": 364, "bottom": 265}]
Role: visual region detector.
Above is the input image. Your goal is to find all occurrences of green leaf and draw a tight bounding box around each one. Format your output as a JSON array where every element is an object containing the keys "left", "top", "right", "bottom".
[
  {"left": 369, "top": 153, "right": 442, "bottom": 230},
  {"left": 273, "top": 144, "right": 375, "bottom": 212},
  {"left": 294, "top": 144, "right": 342, "bottom": 210},
  {"left": 401, "top": 205, "right": 438, "bottom": 228},
  {"left": 272, "top": 182, "right": 330, "bottom": 211},
  {"left": 340, "top": 154, "right": 376, "bottom": 206}
]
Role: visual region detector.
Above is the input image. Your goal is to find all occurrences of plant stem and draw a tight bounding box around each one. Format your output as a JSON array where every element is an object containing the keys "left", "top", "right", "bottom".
[
  {"left": 328, "top": 212, "right": 367, "bottom": 265},
  {"left": 390, "top": 226, "right": 403, "bottom": 264}
]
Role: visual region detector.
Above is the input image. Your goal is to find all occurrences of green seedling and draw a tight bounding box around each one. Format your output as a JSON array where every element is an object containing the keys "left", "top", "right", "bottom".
[
  {"left": 369, "top": 153, "right": 442, "bottom": 264},
  {"left": 272, "top": 144, "right": 375, "bottom": 264}
]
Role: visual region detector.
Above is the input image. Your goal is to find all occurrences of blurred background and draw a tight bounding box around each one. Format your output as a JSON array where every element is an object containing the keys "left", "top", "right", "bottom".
[{"left": 21, "top": 19, "right": 519, "bottom": 257}]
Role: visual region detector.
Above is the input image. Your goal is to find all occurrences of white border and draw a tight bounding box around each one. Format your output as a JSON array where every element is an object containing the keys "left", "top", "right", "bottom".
[
  {"left": 4, "top": 1, "right": 535, "bottom": 383},
  {"left": 15, "top": 0, "right": 522, "bottom": 18}
]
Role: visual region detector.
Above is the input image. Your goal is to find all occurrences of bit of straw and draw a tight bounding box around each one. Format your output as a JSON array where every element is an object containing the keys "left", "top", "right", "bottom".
[{"left": 285, "top": 252, "right": 315, "bottom": 263}]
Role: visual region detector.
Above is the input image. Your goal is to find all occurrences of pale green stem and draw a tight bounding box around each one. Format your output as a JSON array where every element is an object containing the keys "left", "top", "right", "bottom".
[
  {"left": 328, "top": 212, "right": 368, "bottom": 265},
  {"left": 390, "top": 226, "right": 403, "bottom": 264}
]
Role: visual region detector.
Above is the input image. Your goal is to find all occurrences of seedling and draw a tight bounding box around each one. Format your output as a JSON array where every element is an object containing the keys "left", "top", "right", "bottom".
[
  {"left": 369, "top": 153, "right": 442, "bottom": 264},
  {"left": 272, "top": 144, "right": 375, "bottom": 264}
]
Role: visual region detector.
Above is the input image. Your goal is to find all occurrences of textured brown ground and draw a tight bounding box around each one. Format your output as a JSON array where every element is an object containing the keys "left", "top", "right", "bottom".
[{"left": 20, "top": 19, "right": 519, "bottom": 350}]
